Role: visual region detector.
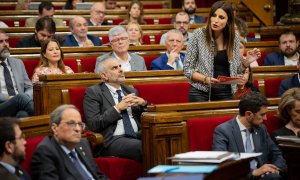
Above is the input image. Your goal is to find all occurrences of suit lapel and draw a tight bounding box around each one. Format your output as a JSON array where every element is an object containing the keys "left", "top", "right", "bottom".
[
  {"left": 100, "top": 83, "right": 115, "bottom": 106},
  {"left": 7, "top": 58, "right": 21, "bottom": 93},
  {"left": 231, "top": 119, "right": 245, "bottom": 152},
  {"left": 75, "top": 143, "right": 97, "bottom": 179},
  {"left": 252, "top": 127, "right": 262, "bottom": 153}
]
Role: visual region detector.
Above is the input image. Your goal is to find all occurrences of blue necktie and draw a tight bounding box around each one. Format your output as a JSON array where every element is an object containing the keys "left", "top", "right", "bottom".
[
  {"left": 1, "top": 61, "right": 16, "bottom": 96},
  {"left": 245, "top": 129, "right": 256, "bottom": 170},
  {"left": 116, "top": 90, "right": 137, "bottom": 138},
  {"left": 69, "top": 151, "right": 91, "bottom": 180},
  {"left": 175, "top": 59, "right": 183, "bottom": 70}
]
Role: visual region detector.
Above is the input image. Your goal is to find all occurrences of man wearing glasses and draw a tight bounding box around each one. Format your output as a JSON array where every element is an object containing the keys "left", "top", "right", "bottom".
[
  {"left": 0, "top": 117, "right": 31, "bottom": 180},
  {"left": 95, "top": 26, "right": 146, "bottom": 72},
  {"left": 160, "top": 12, "right": 193, "bottom": 45},
  {"left": 30, "top": 104, "right": 107, "bottom": 180},
  {"left": 88, "top": 2, "right": 112, "bottom": 26}
]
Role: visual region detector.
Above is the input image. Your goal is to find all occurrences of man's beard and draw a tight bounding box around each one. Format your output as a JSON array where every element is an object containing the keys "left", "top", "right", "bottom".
[
  {"left": 282, "top": 48, "right": 298, "bottom": 58},
  {"left": 185, "top": 8, "right": 196, "bottom": 15},
  {"left": 12, "top": 148, "right": 25, "bottom": 164},
  {"left": 0, "top": 47, "right": 10, "bottom": 59}
]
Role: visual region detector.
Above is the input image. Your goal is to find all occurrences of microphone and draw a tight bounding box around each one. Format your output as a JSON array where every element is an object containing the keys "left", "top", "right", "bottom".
[{"left": 208, "top": 39, "right": 215, "bottom": 102}]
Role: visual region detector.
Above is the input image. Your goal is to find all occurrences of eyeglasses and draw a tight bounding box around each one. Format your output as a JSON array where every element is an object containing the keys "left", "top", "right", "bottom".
[
  {"left": 94, "top": 10, "right": 105, "bottom": 15},
  {"left": 63, "top": 120, "right": 86, "bottom": 129},
  {"left": 175, "top": 21, "right": 189, "bottom": 25},
  {"left": 110, "top": 37, "right": 128, "bottom": 44},
  {"left": 0, "top": 39, "right": 9, "bottom": 43}
]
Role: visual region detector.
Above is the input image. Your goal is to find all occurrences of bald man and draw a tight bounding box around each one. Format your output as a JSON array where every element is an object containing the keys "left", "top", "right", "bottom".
[{"left": 88, "top": 2, "right": 112, "bottom": 26}]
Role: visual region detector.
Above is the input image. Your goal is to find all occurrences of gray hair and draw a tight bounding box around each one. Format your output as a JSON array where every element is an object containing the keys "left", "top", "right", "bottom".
[
  {"left": 69, "top": 16, "right": 87, "bottom": 29},
  {"left": 108, "top": 26, "right": 128, "bottom": 42},
  {"left": 96, "top": 56, "right": 118, "bottom": 74},
  {"left": 50, "top": 104, "right": 79, "bottom": 128},
  {"left": 165, "top": 29, "right": 184, "bottom": 40}
]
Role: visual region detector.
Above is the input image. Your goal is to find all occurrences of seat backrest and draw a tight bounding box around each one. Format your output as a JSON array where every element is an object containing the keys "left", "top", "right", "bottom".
[
  {"left": 257, "top": 51, "right": 269, "bottom": 66},
  {"left": 64, "top": 58, "right": 79, "bottom": 73},
  {"left": 143, "top": 55, "right": 160, "bottom": 70},
  {"left": 264, "top": 113, "right": 284, "bottom": 135},
  {"left": 187, "top": 116, "right": 233, "bottom": 151},
  {"left": 142, "top": 35, "right": 151, "bottom": 45},
  {"left": 22, "top": 59, "right": 40, "bottom": 80},
  {"left": 21, "top": 136, "right": 45, "bottom": 173},
  {"left": 264, "top": 78, "right": 284, "bottom": 98},
  {"left": 154, "top": 34, "right": 162, "bottom": 44},
  {"left": 68, "top": 87, "right": 88, "bottom": 122},
  {"left": 133, "top": 82, "right": 190, "bottom": 104},
  {"left": 144, "top": 18, "right": 154, "bottom": 24},
  {"left": 81, "top": 57, "right": 97, "bottom": 72},
  {"left": 9, "top": 37, "right": 20, "bottom": 48},
  {"left": 158, "top": 18, "right": 172, "bottom": 24}
]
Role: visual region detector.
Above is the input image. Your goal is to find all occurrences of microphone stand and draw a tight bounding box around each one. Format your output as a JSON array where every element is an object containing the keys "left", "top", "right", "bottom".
[{"left": 209, "top": 40, "right": 215, "bottom": 102}]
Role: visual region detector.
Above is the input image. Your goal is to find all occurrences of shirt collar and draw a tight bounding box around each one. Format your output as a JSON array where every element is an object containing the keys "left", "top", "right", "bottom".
[
  {"left": 0, "top": 161, "right": 15, "bottom": 174},
  {"left": 105, "top": 83, "right": 121, "bottom": 94},
  {"left": 90, "top": 19, "right": 101, "bottom": 26},
  {"left": 236, "top": 116, "right": 247, "bottom": 132},
  {"left": 113, "top": 52, "right": 131, "bottom": 62}
]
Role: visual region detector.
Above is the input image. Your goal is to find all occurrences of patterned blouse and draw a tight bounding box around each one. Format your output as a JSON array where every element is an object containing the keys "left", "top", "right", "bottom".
[
  {"left": 32, "top": 66, "right": 74, "bottom": 83},
  {"left": 183, "top": 27, "right": 241, "bottom": 93}
]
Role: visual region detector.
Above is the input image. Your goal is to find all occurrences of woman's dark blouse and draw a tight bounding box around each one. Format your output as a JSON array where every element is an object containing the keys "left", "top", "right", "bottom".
[{"left": 271, "top": 126, "right": 296, "bottom": 144}]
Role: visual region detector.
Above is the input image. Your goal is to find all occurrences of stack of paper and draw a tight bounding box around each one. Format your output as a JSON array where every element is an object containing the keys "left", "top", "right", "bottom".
[
  {"left": 148, "top": 165, "right": 218, "bottom": 174},
  {"left": 170, "top": 151, "right": 235, "bottom": 163},
  {"left": 276, "top": 136, "right": 300, "bottom": 143}
]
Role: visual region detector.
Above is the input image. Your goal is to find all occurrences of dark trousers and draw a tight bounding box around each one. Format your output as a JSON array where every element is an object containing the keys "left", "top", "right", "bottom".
[
  {"left": 188, "top": 85, "right": 233, "bottom": 102},
  {"left": 0, "top": 93, "right": 34, "bottom": 118}
]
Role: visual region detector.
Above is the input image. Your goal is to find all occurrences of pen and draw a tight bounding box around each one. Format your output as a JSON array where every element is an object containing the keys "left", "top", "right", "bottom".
[{"left": 165, "top": 166, "right": 180, "bottom": 173}]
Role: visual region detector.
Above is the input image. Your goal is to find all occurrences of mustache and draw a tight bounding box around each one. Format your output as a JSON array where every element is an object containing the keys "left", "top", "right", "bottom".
[{"left": 0, "top": 46, "right": 9, "bottom": 53}]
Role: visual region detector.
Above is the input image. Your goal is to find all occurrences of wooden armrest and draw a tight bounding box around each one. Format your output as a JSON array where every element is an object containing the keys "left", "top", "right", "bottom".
[{"left": 84, "top": 131, "right": 104, "bottom": 150}]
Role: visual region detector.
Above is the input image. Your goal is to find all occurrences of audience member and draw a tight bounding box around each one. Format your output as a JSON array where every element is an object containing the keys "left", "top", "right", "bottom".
[
  {"left": 0, "top": 21, "right": 8, "bottom": 28},
  {"left": 32, "top": 39, "right": 74, "bottom": 83},
  {"left": 233, "top": 67, "right": 259, "bottom": 99},
  {"left": 30, "top": 104, "right": 108, "bottom": 179},
  {"left": 183, "top": 1, "right": 260, "bottom": 102},
  {"left": 160, "top": 11, "right": 192, "bottom": 45},
  {"left": 104, "top": 0, "right": 118, "bottom": 10},
  {"left": 63, "top": 16, "right": 102, "bottom": 47},
  {"left": 25, "top": 1, "right": 64, "bottom": 27},
  {"left": 88, "top": 2, "right": 112, "bottom": 26},
  {"left": 278, "top": 60, "right": 300, "bottom": 96},
  {"left": 273, "top": 88, "right": 300, "bottom": 142},
  {"left": 126, "top": 22, "right": 143, "bottom": 46},
  {"left": 234, "top": 16, "right": 248, "bottom": 41},
  {"left": 0, "top": 30, "right": 34, "bottom": 118},
  {"left": 63, "top": 0, "right": 82, "bottom": 10},
  {"left": 84, "top": 57, "right": 146, "bottom": 162},
  {"left": 264, "top": 30, "right": 299, "bottom": 66},
  {"left": 120, "top": 0, "right": 146, "bottom": 25},
  {"left": 95, "top": 26, "right": 146, "bottom": 72},
  {"left": 213, "top": 92, "right": 286, "bottom": 179},
  {"left": 16, "top": 0, "right": 31, "bottom": 10},
  {"left": 0, "top": 117, "right": 31, "bottom": 180},
  {"left": 181, "top": 0, "right": 205, "bottom": 24},
  {"left": 17, "top": 17, "right": 60, "bottom": 48},
  {"left": 239, "top": 37, "right": 259, "bottom": 67},
  {"left": 152, "top": 29, "right": 185, "bottom": 70}
]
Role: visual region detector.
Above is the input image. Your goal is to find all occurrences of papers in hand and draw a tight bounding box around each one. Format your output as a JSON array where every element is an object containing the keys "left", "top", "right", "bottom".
[
  {"left": 148, "top": 165, "right": 218, "bottom": 174},
  {"left": 216, "top": 76, "right": 241, "bottom": 84},
  {"left": 170, "top": 151, "right": 235, "bottom": 163}
]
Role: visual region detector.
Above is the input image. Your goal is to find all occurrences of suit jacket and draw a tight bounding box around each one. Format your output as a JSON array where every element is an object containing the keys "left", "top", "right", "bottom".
[
  {"left": 16, "top": 34, "right": 64, "bottom": 48},
  {"left": 263, "top": 52, "right": 285, "bottom": 66},
  {"left": 193, "top": 15, "right": 206, "bottom": 24},
  {"left": 151, "top": 52, "right": 185, "bottom": 70},
  {"left": 30, "top": 136, "right": 107, "bottom": 180},
  {"left": 0, "top": 163, "right": 31, "bottom": 180},
  {"left": 212, "top": 118, "right": 286, "bottom": 172},
  {"left": 83, "top": 82, "right": 145, "bottom": 147},
  {"left": 94, "top": 52, "right": 147, "bottom": 72},
  {"left": 87, "top": 19, "right": 112, "bottom": 26},
  {"left": 278, "top": 74, "right": 300, "bottom": 96},
  {"left": 63, "top": 34, "right": 102, "bottom": 47},
  {"left": 0, "top": 57, "right": 33, "bottom": 103},
  {"left": 25, "top": 17, "right": 65, "bottom": 27}
]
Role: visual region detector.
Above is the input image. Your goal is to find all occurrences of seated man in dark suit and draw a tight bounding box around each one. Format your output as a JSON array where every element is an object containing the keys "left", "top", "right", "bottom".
[
  {"left": 63, "top": 16, "right": 102, "bottom": 47},
  {"left": 263, "top": 30, "right": 299, "bottom": 66},
  {"left": 182, "top": 0, "right": 205, "bottom": 24},
  {"left": 278, "top": 59, "right": 300, "bottom": 96},
  {"left": 0, "top": 30, "right": 34, "bottom": 118},
  {"left": 17, "top": 16, "right": 62, "bottom": 48},
  {"left": 88, "top": 2, "right": 112, "bottom": 26},
  {"left": 31, "top": 104, "right": 108, "bottom": 180},
  {"left": 84, "top": 57, "right": 147, "bottom": 162},
  {"left": 213, "top": 92, "right": 286, "bottom": 180},
  {"left": 152, "top": 29, "right": 185, "bottom": 70},
  {"left": 0, "top": 117, "right": 31, "bottom": 180}
]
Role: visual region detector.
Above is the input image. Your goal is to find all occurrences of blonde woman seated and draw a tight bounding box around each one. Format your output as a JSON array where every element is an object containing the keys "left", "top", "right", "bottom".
[
  {"left": 32, "top": 39, "right": 74, "bottom": 83},
  {"left": 126, "top": 22, "right": 143, "bottom": 46}
]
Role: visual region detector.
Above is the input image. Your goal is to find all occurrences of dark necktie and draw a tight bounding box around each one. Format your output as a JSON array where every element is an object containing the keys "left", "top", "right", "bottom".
[
  {"left": 245, "top": 129, "right": 256, "bottom": 170},
  {"left": 116, "top": 90, "right": 137, "bottom": 138},
  {"left": 175, "top": 59, "right": 183, "bottom": 70},
  {"left": 69, "top": 151, "right": 91, "bottom": 180},
  {"left": 15, "top": 166, "right": 27, "bottom": 180},
  {"left": 0, "top": 61, "right": 16, "bottom": 96}
]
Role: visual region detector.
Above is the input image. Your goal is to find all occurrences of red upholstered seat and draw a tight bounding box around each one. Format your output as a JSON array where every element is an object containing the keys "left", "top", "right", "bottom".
[
  {"left": 95, "top": 157, "right": 143, "bottom": 180},
  {"left": 187, "top": 116, "right": 233, "bottom": 151},
  {"left": 257, "top": 51, "right": 269, "bottom": 66},
  {"left": 158, "top": 18, "right": 172, "bottom": 24},
  {"left": 101, "top": 36, "right": 110, "bottom": 44},
  {"left": 143, "top": 55, "right": 159, "bottom": 70},
  {"left": 113, "top": 19, "right": 124, "bottom": 25},
  {"left": 264, "top": 114, "right": 284, "bottom": 135},
  {"left": 68, "top": 87, "right": 87, "bottom": 122},
  {"left": 21, "top": 136, "right": 45, "bottom": 174},
  {"left": 81, "top": 57, "right": 97, "bottom": 72},
  {"left": 154, "top": 34, "right": 162, "bottom": 44},
  {"left": 22, "top": 59, "right": 40, "bottom": 80},
  {"left": 144, "top": 18, "right": 154, "bottom": 24},
  {"left": 142, "top": 35, "right": 151, "bottom": 45},
  {"left": 264, "top": 78, "right": 284, "bottom": 98},
  {"left": 9, "top": 37, "right": 20, "bottom": 48},
  {"left": 133, "top": 82, "right": 190, "bottom": 104},
  {"left": 64, "top": 58, "right": 79, "bottom": 73}
]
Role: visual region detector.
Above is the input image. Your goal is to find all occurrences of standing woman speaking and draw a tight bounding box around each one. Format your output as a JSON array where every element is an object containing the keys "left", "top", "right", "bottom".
[{"left": 183, "top": 1, "right": 259, "bottom": 102}]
